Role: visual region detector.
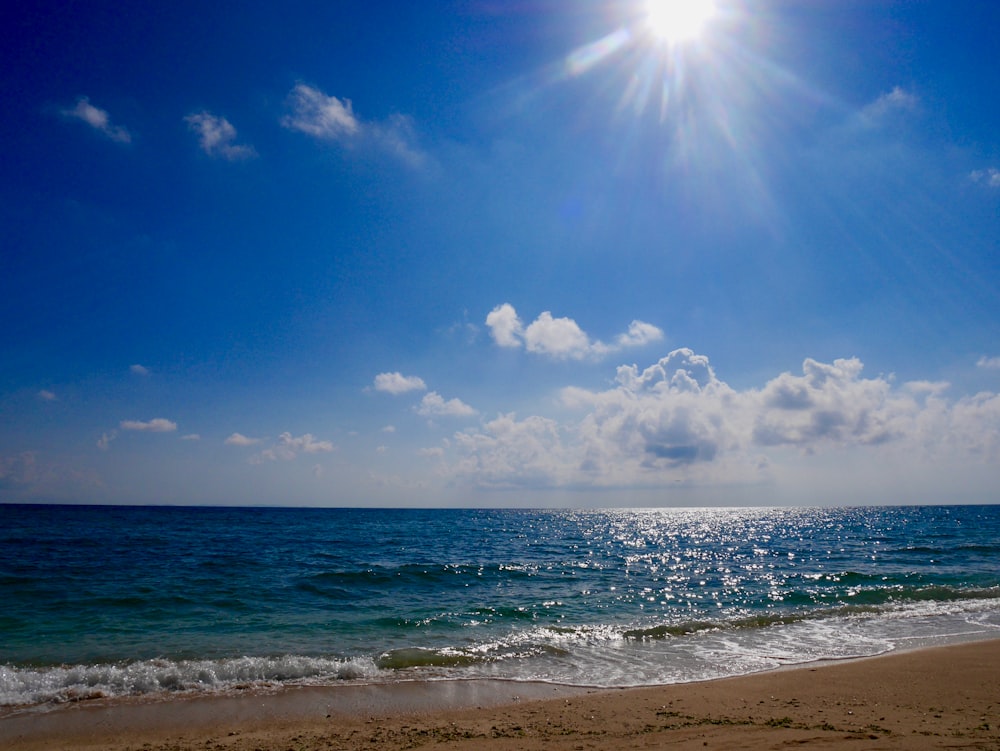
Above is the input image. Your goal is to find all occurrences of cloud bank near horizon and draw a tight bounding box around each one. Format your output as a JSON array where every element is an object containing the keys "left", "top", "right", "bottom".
[{"left": 426, "top": 348, "right": 1000, "bottom": 496}]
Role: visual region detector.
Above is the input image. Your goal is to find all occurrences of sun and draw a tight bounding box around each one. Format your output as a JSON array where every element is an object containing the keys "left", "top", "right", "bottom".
[{"left": 644, "top": 0, "right": 717, "bottom": 45}]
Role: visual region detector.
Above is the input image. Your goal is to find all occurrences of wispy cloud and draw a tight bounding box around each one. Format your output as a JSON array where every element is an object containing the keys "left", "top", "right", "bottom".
[
  {"left": 224, "top": 432, "right": 262, "bottom": 446},
  {"left": 251, "top": 432, "right": 336, "bottom": 463},
  {"left": 37, "top": 389, "right": 57, "bottom": 401},
  {"left": 970, "top": 168, "right": 1000, "bottom": 188},
  {"left": 416, "top": 392, "right": 477, "bottom": 418},
  {"left": 120, "top": 418, "right": 177, "bottom": 432},
  {"left": 130, "top": 364, "right": 150, "bottom": 376},
  {"left": 185, "top": 111, "right": 257, "bottom": 160},
  {"left": 374, "top": 372, "right": 428, "bottom": 395},
  {"left": 180, "top": 434, "right": 201, "bottom": 441},
  {"left": 486, "top": 303, "right": 664, "bottom": 360},
  {"left": 281, "top": 84, "right": 359, "bottom": 140},
  {"left": 281, "top": 83, "right": 423, "bottom": 165},
  {"left": 861, "top": 86, "right": 918, "bottom": 122},
  {"left": 97, "top": 431, "right": 117, "bottom": 451},
  {"left": 977, "top": 356, "right": 1000, "bottom": 370},
  {"left": 61, "top": 97, "right": 132, "bottom": 143},
  {"left": 0, "top": 452, "right": 101, "bottom": 497}
]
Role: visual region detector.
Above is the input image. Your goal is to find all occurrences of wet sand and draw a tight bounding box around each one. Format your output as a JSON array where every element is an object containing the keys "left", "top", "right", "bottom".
[{"left": 3, "top": 639, "right": 998, "bottom": 750}]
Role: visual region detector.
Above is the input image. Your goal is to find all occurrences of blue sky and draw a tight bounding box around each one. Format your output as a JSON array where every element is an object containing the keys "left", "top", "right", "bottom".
[{"left": 1, "top": 0, "right": 998, "bottom": 507}]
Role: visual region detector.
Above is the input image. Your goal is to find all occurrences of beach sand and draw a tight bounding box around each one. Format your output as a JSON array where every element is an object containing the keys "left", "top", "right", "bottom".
[{"left": 3, "top": 639, "right": 998, "bottom": 750}]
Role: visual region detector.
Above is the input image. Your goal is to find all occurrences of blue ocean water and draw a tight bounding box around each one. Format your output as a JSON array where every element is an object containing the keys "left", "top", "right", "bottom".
[{"left": 1, "top": 504, "right": 999, "bottom": 709}]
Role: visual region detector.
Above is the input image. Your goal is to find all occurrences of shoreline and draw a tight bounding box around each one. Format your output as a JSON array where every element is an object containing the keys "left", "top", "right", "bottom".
[{"left": 3, "top": 638, "right": 999, "bottom": 750}]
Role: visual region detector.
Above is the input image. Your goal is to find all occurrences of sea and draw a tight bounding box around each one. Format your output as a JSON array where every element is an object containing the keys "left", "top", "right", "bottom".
[{"left": 1, "top": 504, "right": 999, "bottom": 712}]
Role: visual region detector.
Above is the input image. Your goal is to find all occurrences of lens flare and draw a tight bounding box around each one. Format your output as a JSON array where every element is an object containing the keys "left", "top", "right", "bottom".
[{"left": 645, "top": 0, "right": 717, "bottom": 44}]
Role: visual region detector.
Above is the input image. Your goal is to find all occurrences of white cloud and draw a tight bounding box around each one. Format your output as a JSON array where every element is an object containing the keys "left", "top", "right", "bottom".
[
  {"left": 185, "top": 111, "right": 257, "bottom": 160},
  {"left": 485, "top": 303, "right": 663, "bottom": 360},
  {"left": 252, "top": 432, "right": 336, "bottom": 463},
  {"left": 130, "top": 364, "right": 150, "bottom": 376},
  {"left": 452, "top": 414, "right": 568, "bottom": 488},
  {"left": 862, "top": 86, "right": 918, "bottom": 122},
  {"left": 37, "top": 390, "right": 57, "bottom": 401},
  {"left": 439, "top": 349, "right": 1000, "bottom": 492},
  {"left": 978, "top": 356, "right": 1000, "bottom": 369},
  {"left": 120, "top": 418, "right": 177, "bottom": 432},
  {"left": 371, "top": 112, "right": 424, "bottom": 166},
  {"left": 281, "top": 83, "right": 423, "bottom": 165},
  {"left": 903, "top": 380, "right": 950, "bottom": 396},
  {"left": 416, "top": 392, "right": 478, "bottom": 418},
  {"left": 374, "top": 372, "right": 427, "bottom": 395},
  {"left": 485, "top": 303, "right": 523, "bottom": 348},
  {"left": 180, "top": 434, "right": 201, "bottom": 441},
  {"left": 283, "top": 432, "right": 335, "bottom": 454},
  {"left": 97, "top": 431, "right": 117, "bottom": 451},
  {"left": 225, "top": 432, "right": 262, "bottom": 446},
  {"left": 382, "top": 425, "right": 397, "bottom": 433},
  {"left": 61, "top": 97, "right": 132, "bottom": 143},
  {"left": 282, "top": 83, "right": 360, "bottom": 140},
  {"left": 970, "top": 168, "right": 1000, "bottom": 188},
  {"left": 616, "top": 320, "right": 665, "bottom": 348},
  {"left": 750, "top": 357, "right": 901, "bottom": 447},
  {"left": 524, "top": 312, "right": 596, "bottom": 359}
]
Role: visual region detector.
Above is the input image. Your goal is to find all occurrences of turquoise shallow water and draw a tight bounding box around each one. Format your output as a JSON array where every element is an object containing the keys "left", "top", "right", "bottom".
[{"left": 1, "top": 504, "right": 999, "bottom": 708}]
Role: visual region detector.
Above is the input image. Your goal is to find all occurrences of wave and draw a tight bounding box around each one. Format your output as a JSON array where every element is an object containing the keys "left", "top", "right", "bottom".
[
  {"left": 0, "top": 655, "right": 379, "bottom": 709},
  {"left": 623, "top": 587, "right": 1000, "bottom": 641},
  {"left": 376, "top": 647, "right": 484, "bottom": 670},
  {"left": 4, "top": 590, "right": 997, "bottom": 710}
]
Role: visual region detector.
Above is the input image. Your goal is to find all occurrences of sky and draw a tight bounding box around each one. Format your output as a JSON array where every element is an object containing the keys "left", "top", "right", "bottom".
[{"left": 1, "top": 0, "right": 998, "bottom": 507}]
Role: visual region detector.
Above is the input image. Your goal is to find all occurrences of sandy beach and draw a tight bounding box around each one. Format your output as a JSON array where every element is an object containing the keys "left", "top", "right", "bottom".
[{"left": 3, "top": 639, "right": 998, "bottom": 751}]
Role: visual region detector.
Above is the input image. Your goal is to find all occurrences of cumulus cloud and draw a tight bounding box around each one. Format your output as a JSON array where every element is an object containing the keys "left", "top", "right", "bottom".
[
  {"left": 524, "top": 312, "right": 596, "bottom": 359},
  {"left": 451, "top": 414, "right": 567, "bottom": 488},
  {"left": 439, "top": 349, "right": 1000, "bottom": 491},
  {"left": 225, "top": 432, "right": 262, "bottom": 446},
  {"left": 485, "top": 303, "right": 663, "bottom": 360},
  {"left": 374, "top": 372, "right": 427, "bottom": 395},
  {"left": 970, "top": 168, "right": 1000, "bottom": 188},
  {"left": 37, "top": 390, "right": 57, "bottom": 401},
  {"left": 615, "top": 320, "right": 665, "bottom": 348},
  {"left": 416, "top": 392, "right": 478, "bottom": 418},
  {"left": 120, "top": 418, "right": 177, "bottom": 432},
  {"left": 61, "top": 97, "right": 132, "bottom": 143},
  {"left": 251, "top": 432, "right": 336, "bottom": 462},
  {"left": 751, "top": 357, "right": 901, "bottom": 447},
  {"left": 185, "top": 111, "right": 257, "bottom": 160},
  {"left": 978, "top": 356, "right": 1000, "bottom": 369},
  {"left": 281, "top": 83, "right": 423, "bottom": 165},
  {"left": 485, "top": 303, "right": 523, "bottom": 348}
]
